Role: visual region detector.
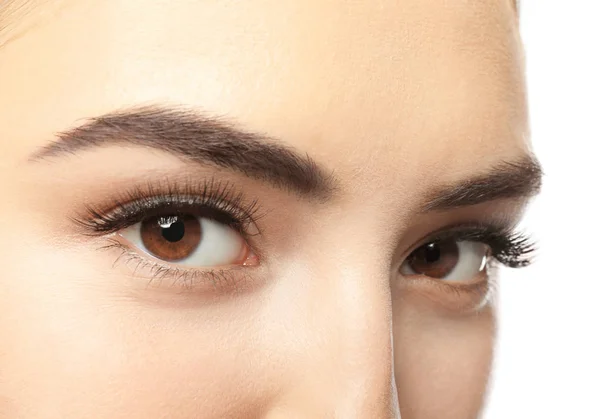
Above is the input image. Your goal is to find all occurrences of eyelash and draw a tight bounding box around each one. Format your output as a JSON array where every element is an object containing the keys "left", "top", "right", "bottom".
[
  {"left": 72, "top": 180, "right": 536, "bottom": 291},
  {"left": 415, "top": 224, "right": 536, "bottom": 269},
  {"left": 400, "top": 225, "right": 535, "bottom": 311},
  {"left": 72, "top": 179, "right": 264, "bottom": 290},
  {"left": 74, "top": 179, "right": 263, "bottom": 238},
  {"left": 102, "top": 240, "right": 249, "bottom": 290}
]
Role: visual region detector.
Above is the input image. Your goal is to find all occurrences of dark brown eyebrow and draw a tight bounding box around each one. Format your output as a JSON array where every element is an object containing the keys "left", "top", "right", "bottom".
[
  {"left": 420, "top": 156, "right": 543, "bottom": 212},
  {"left": 30, "top": 105, "right": 337, "bottom": 200}
]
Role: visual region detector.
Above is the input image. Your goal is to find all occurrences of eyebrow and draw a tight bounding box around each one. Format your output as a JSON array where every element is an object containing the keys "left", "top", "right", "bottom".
[
  {"left": 31, "top": 105, "right": 541, "bottom": 211},
  {"left": 420, "top": 157, "right": 543, "bottom": 212},
  {"left": 30, "top": 105, "right": 337, "bottom": 200}
]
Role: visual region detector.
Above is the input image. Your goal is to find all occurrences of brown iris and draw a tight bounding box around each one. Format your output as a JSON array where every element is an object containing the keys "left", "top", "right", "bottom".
[
  {"left": 140, "top": 214, "right": 202, "bottom": 261},
  {"left": 406, "top": 240, "right": 460, "bottom": 279}
]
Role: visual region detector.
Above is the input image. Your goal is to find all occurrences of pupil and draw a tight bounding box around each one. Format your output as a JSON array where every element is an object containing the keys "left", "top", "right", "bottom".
[
  {"left": 423, "top": 242, "right": 441, "bottom": 263},
  {"left": 160, "top": 218, "right": 186, "bottom": 243}
]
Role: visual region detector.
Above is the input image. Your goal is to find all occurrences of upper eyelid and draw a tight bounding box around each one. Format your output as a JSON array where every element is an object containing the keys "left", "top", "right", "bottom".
[
  {"left": 409, "top": 223, "right": 510, "bottom": 247},
  {"left": 79, "top": 200, "right": 250, "bottom": 234}
]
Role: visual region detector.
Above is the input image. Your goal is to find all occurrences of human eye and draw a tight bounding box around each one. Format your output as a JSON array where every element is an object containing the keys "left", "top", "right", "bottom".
[
  {"left": 398, "top": 224, "right": 536, "bottom": 311},
  {"left": 120, "top": 214, "right": 255, "bottom": 267},
  {"left": 73, "top": 179, "right": 262, "bottom": 290}
]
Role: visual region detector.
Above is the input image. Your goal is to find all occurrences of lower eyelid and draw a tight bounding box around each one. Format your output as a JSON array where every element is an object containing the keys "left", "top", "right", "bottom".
[
  {"left": 396, "top": 271, "right": 495, "bottom": 314},
  {"left": 96, "top": 238, "right": 254, "bottom": 294}
]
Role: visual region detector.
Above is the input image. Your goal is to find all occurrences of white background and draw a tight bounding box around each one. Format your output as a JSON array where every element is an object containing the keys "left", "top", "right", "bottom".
[{"left": 485, "top": 1, "right": 600, "bottom": 418}]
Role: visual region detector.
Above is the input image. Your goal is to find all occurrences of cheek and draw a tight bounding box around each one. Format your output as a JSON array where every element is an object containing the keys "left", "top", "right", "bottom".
[
  {"left": 0, "top": 241, "right": 279, "bottom": 419},
  {"left": 392, "top": 293, "right": 495, "bottom": 419}
]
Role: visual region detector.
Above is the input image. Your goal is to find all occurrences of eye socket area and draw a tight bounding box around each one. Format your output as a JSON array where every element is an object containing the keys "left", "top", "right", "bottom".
[
  {"left": 119, "top": 213, "right": 257, "bottom": 268},
  {"left": 400, "top": 239, "right": 490, "bottom": 283}
]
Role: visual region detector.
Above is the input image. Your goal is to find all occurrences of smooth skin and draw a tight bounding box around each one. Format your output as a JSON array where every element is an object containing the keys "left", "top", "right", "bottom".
[{"left": 0, "top": 0, "right": 528, "bottom": 418}]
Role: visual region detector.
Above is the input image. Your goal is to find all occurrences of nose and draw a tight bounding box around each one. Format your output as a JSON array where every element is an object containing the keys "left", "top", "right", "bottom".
[{"left": 265, "top": 254, "right": 402, "bottom": 419}]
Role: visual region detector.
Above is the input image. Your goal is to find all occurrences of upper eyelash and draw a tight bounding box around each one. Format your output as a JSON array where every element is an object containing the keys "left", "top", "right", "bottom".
[
  {"left": 418, "top": 223, "right": 537, "bottom": 268},
  {"left": 73, "top": 179, "right": 263, "bottom": 238}
]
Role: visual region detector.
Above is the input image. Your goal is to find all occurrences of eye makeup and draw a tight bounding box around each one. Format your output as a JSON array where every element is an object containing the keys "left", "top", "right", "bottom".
[
  {"left": 74, "top": 178, "right": 264, "bottom": 239},
  {"left": 71, "top": 178, "right": 265, "bottom": 290},
  {"left": 411, "top": 223, "right": 536, "bottom": 269},
  {"left": 397, "top": 223, "right": 536, "bottom": 312},
  {"left": 71, "top": 176, "right": 536, "bottom": 304}
]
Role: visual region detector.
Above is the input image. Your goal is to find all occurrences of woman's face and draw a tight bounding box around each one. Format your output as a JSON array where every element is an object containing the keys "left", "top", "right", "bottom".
[{"left": 0, "top": 0, "right": 539, "bottom": 418}]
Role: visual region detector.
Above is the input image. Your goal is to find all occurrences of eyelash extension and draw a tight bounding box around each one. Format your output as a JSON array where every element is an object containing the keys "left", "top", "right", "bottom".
[
  {"left": 73, "top": 178, "right": 264, "bottom": 239},
  {"left": 423, "top": 223, "right": 537, "bottom": 268}
]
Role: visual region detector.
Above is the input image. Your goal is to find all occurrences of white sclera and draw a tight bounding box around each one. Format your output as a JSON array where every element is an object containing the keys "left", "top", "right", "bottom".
[{"left": 121, "top": 217, "right": 245, "bottom": 267}]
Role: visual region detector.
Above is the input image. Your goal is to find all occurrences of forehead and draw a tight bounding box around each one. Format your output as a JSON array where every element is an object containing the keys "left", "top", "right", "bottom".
[{"left": 0, "top": 0, "right": 526, "bottom": 192}]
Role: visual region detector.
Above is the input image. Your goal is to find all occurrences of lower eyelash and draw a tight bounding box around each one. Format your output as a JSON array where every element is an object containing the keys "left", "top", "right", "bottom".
[{"left": 99, "top": 239, "right": 248, "bottom": 292}]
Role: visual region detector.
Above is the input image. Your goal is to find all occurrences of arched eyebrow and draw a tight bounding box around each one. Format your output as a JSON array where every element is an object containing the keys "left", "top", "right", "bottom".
[
  {"left": 420, "top": 157, "right": 542, "bottom": 212},
  {"left": 30, "top": 105, "right": 541, "bottom": 210},
  {"left": 29, "top": 105, "right": 338, "bottom": 201}
]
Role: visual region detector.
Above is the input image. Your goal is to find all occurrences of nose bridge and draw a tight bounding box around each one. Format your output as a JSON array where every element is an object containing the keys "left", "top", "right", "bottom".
[
  {"left": 288, "top": 246, "right": 401, "bottom": 418},
  {"left": 326, "top": 262, "right": 399, "bottom": 418}
]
